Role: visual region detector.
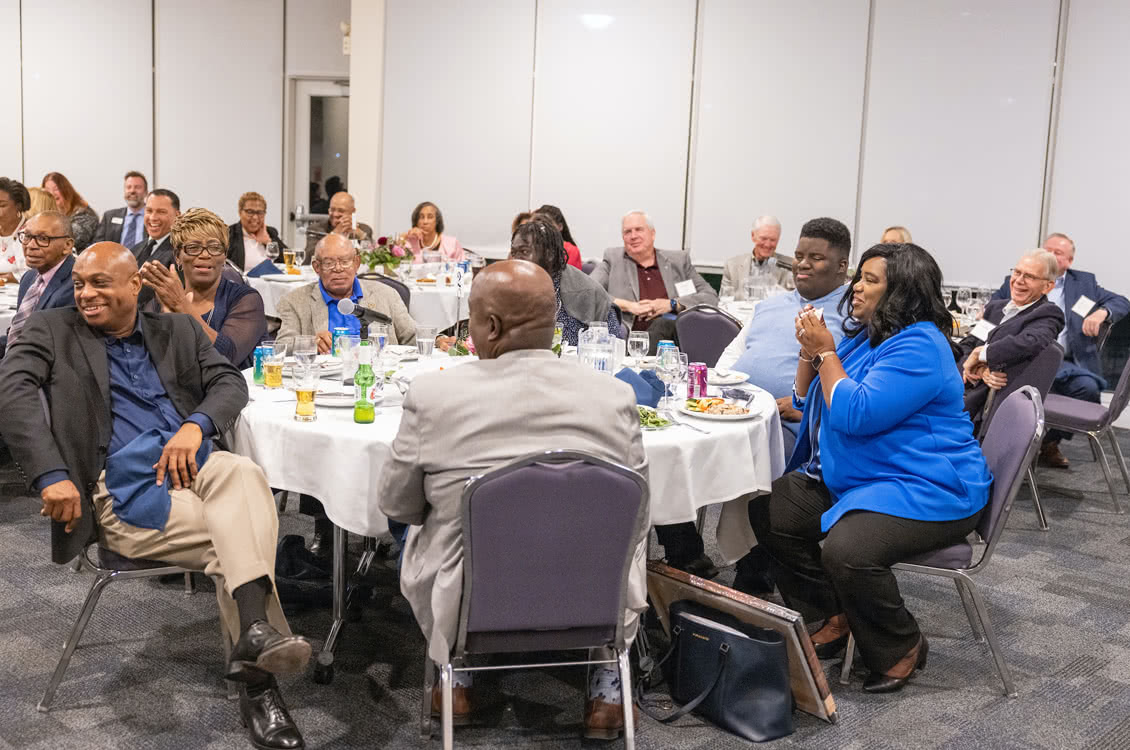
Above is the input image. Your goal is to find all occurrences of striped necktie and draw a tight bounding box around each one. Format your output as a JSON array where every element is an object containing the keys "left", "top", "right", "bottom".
[
  {"left": 7, "top": 275, "right": 48, "bottom": 347},
  {"left": 123, "top": 212, "right": 140, "bottom": 248}
]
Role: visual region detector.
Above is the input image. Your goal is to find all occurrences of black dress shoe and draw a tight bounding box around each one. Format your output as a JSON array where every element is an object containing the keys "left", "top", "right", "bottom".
[
  {"left": 227, "top": 621, "right": 312, "bottom": 682},
  {"left": 671, "top": 554, "right": 720, "bottom": 580},
  {"left": 308, "top": 518, "right": 334, "bottom": 560},
  {"left": 732, "top": 546, "right": 776, "bottom": 596},
  {"left": 811, "top": 632, "right": 849, "bottom": 660},
  {"left": 862, "top": 636, "right": 929, "bottom": 694},
  {"left": 240, "top": 681, "right": 305, "bottom": 750}
]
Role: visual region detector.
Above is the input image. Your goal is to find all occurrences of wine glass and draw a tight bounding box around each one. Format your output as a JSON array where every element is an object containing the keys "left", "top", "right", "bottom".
[
  {"left": 657, "top": 348, "right": 682, "bottom": 411},
  {"left": 956, "top": 288, "right": 972, "bottom": 318},
  {"left": 293, "top": 246, "right": 307, "bottom": 266},
  {"left": 265, "top": 241, "right": 280, "bottom": 263},
  {"left": 674, "top": 352, "right": 690, "bottom": 401},
  {"left": 293, "top": 335, "right": 318, "bottom": 368},
  {"left": 627, "top": 331, "right": 649, "bottom": 362}
]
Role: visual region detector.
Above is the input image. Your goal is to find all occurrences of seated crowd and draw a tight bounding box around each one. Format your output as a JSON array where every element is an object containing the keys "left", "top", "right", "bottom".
[{"left": 0, "top": 167, "right": 1127, "bottom": 749}]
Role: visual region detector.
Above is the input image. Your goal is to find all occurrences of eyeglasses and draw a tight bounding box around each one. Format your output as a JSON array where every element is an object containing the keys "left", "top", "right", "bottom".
[
  {"left": 1009, "top": 268, "right": 1049, "bottom": 284},
  {"left": 241, "top": 208, "right": 266, "bottom": 217},
  {"left": 181, "top": 242, "right": 227, "bottom": 257},
  {"left": 17, "top": 231, "right": 69, "bottom": 247},
  {"left": 315, "top": 259, "right": 354, "bottom": 271}
]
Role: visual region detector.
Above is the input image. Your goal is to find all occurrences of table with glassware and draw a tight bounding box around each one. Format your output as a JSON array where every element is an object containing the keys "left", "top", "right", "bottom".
[
  {"left": 248, "top": 266, "right": 471, "bottom": 332},
  {"left": 228, "top": 344, "right": 786, "bottom": 676},
  {"left": 0, "top": 282, "right": 19, "bottom": 331}
]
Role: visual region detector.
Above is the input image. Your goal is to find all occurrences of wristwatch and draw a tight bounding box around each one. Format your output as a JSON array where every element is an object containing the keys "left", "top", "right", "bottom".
[
  {"left": 811, "top": 350, "right": 837, "bottom": 370},
  {"left": 670, "top": 298, "right": 678, "bottom": 312}
]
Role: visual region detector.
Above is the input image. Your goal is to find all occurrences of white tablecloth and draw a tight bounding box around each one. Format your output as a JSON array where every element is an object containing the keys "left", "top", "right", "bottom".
[
  {"left": 230, "top": 355, "right": 786, "bottom": 564},
  {"left": 248, "top": 271, "right": 470, "bottom": 332},
  {"left": 0, "top": 285, "right": 20, "bottom": 332}
]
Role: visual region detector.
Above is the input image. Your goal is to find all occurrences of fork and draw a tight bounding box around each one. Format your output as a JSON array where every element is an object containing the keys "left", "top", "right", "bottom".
[{"left": 661, "top": 409, "right": 711, "bottom": 434}]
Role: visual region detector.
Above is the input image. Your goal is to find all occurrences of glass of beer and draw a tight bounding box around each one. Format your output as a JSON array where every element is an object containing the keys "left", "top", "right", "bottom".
[
  {"left": 294, "top": 364, "right": 317, "bottom": 422},
  {"left": 264, "top": 341, "right": 287, "bottom": 389},
  {"left": 283, "top": 248, "right": 297, "bottom": 272}
]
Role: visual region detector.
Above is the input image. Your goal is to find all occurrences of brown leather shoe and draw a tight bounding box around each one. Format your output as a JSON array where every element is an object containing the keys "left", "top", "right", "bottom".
[
  {"left": 1039, "top": 441, "right": 1070, "bottom": 469},
  {"left": 430, "top": 684, "right": 472, "bottom": 726},
  {"left": 583, "top": 698, "right": 640, "bottom": 740}
]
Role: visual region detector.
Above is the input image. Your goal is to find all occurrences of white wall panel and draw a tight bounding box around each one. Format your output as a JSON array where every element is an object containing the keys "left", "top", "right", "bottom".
[
  {"left": 21, "top": 0, "right": 152, "bottom": 219},
  {"left": 530, "top": 0, "right": 696, "bottom": 257},
  {"left": 380, "top": 0, "right": 534, "bottom": 249},
  {"left": 287, "top": 0, "right": 350, "bottom": 78},
  {"left": 689, "top": 0, "right": 869, "bottom": 267},
  {"left": 156, "top": 0, "right": 283, "bottom": 226},
  {"left": 0, "top": 0, "right": 22, "bottom": 180},
  {"left": 857, "top": 0, "right": 1059, "bottom": 285},
  {"left": 1046, "top": 0, "right": 1130, "bottom": 293}
]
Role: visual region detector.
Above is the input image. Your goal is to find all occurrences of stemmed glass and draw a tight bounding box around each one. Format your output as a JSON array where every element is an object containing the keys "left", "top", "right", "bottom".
[
  {"left": 266, "top": 241, "right": 280, "bottom": 263},
  {"left": 657, "top": 347, "right": 682, "bottom": 411},
  {"left": 956, "top": 288, "right": 972, "bottom": 320},
  {"left": 294, "top": 246, "right": 307, "bottom": 267},
  {"left": 627, "top": 331, "right": 649, "bottom": 362}
]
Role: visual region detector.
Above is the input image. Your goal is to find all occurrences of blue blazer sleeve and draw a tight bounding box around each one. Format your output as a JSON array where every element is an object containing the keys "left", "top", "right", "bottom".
[
  {"left": 1090, "top": 276, "right": 1130, "bottom": 323},
  {"left": 990, "top": 275, "right": 1010, "bottom": 302},
  {"left": 824, "top": 327, "right": 946, "bottom": 437}
]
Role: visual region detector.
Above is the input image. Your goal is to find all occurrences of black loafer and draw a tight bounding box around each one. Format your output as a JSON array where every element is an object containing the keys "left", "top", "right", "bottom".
[
  {"left": 227, "top": 621, "right": 312, "bottom": 682},
  {"left": 732, "top": 546, "right": 776, "bottom": 596},
  {"left": 672, "top": 554, "right": 720, "bottom": 580},
  {"left": 240, "top": 680, "right": 305, "bottom": 750},
  {"left": 862, "top": 636, "right": 929, "bottom": 694},
  {"left": 811, "top": 632, "right": 850, "bottom": 660}
]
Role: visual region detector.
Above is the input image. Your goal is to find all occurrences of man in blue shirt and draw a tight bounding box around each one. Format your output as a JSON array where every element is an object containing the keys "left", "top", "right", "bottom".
[{"left": 0, "top": 242, "right": 309, "bottom": 750}]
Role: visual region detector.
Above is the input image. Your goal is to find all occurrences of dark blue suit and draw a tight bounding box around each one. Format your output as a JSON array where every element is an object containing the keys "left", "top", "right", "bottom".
[
  {"left": 992, "top": 268, "right": 1129, "bottom": 441},
  {"left": 0, "top": 254, "right": 77, "bottom": 356}
]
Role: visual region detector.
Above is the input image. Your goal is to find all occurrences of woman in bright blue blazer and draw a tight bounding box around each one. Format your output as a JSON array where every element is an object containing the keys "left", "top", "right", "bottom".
[{"left": 747, "top": 242, "right": 992, "bottom": 694}]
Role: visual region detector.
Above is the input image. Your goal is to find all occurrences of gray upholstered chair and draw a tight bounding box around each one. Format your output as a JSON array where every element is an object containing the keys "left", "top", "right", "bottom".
[
  {"left": 674, "top": 305, "right": 742, "bottom": 368},
  {"left": 422, "top": 450, "right": 648, "bottom": 749},
  {"left": 358, "top": 271, "right": 412, "bottom": 307},
  {"left": 839, "top": 386, "right": 1045, "bottom": 697}
]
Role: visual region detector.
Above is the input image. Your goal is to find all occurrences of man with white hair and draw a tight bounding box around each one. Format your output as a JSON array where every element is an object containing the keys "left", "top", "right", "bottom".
[
  {"left": 990, "top": 232, "right": 1129, "bottom": 467},
  {"left": 720, "top": 215, "right": 793, "bottom": 297}
]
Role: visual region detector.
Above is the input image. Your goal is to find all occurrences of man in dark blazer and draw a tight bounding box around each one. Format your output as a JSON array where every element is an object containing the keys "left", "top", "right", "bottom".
[
  {"left": 961, "top": 250, "right": 1064, "bottom": 432},
  {"left": 130, "top": 189, "right": 180, "bottom": 308},
  {"left": 991, "top": 233, "right": 1130, "bottom": 467},
  {"left": 0, "top": 242, "right": 308, "bottom": 749},
  {"left": 0, "top": 211, "right": 77, "bottom": 356},
  {"left": 92, "top": 170, "right": 147, "bottom": 247},
  {"left": 227, "top": 191, "right": 287, "bottom": 277}
]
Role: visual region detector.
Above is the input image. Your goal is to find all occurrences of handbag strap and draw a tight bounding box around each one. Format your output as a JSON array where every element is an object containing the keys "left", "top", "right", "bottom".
[{"left": 636, "top": 639, "right": 731, "bottom": 724}]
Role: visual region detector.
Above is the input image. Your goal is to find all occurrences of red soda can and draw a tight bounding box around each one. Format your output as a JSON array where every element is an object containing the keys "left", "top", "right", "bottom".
[{"left": 689, "top": 362, "right": 708, "bottom": 398}]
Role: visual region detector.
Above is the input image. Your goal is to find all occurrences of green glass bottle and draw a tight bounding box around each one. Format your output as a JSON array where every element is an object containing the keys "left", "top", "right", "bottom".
[{"left": 353, "top": 339, "right": 376, "bottom": 424}]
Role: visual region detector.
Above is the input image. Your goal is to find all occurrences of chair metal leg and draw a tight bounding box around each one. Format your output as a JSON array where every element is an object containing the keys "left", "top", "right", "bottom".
[
  {"left": 1106, "top": 428, "right": 1130, "bottom": 494},
  {"left": 38, "top": 571, "right": 115, "bottom": 712},
  {"left": 839, "top": 633, "right": 856, "bottom": 685},
  {"left": 1089, "top": 433, "right": 1124, "bottom": 514},
  {"left": 420, "top": 658, "right": 434, "bottom": 739},
  {"left": 276, "top": 491, "right": 289, "bottom": 513},
  {"left": 441, "top": 663, "right": 455, "bottom": 750},
  {"left": 959, "top": 573, "right": 1016, "bottom": 698},
  {"left": 618, "top": 648, "right": 636, "bottom": 750},
  {"left": 1026, "top": 465, "right": 1050, "bottom": 531},
  {"left": 955, "top": 578, "right": 986, "bottom": 644},
  {"left": 694, "top": 505, "right": 707, "bottom": 536},
  {"left": 183, "top": 572, "right": 196, "bottom": 595}
]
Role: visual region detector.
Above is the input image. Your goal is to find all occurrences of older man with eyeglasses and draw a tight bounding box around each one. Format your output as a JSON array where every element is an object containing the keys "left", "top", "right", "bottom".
[
  {"left": 0, "top": 211, "right": 77, "bottom": 356},
  {"left": 227, "top": 191, "right": 288, "bottom": 277}
]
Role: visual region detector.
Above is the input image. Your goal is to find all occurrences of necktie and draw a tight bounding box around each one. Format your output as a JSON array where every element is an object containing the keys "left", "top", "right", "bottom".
[
  {"left": 137, "top": 238, "right": 157, "bottom": 264},
  {"left": 7, "top": 276, "right": 48, "bottom": 347},
  {"left": 123, "top": 212, "right": 139, "bottom": 248}
]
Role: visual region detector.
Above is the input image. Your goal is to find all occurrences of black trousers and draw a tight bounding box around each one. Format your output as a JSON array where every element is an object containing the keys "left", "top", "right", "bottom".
[
  {"left": 654, "top": 522, "right": 704, "bottom": 565},
  {"left": 748, "top": 472, "right": 982, "bottom": 673},
  {"left": 644, "top": 317, "right": 679, "bottom": 355}
]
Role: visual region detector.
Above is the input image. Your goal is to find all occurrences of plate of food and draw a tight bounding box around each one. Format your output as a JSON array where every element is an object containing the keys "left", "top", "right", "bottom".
[
  {"left": 679, "top": 397, "right": 756, "bottom": 421},
  {"left": 708, "top": 367, "right": 749, "bottom": 385},
  {"left": 638, "top": 406, "right": 673, "bottom": 431}
]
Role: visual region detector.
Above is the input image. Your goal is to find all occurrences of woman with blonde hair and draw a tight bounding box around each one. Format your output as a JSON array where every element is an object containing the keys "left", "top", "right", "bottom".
[
  {"left": 138, "top": 207, "right": 267, "bottom": 368},
  {"left": 41, "top": 172, "right": 98, "bottom": 251},
  {"left": 880, "top": 225, "right": 912, "bottom": 244},
  {"left": 25, "top": 187, "right": 57, "bottom": 218}
]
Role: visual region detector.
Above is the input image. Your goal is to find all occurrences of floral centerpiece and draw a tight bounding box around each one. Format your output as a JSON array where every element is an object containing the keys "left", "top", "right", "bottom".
[{"left": 360, "top": 233, "right": 413, "bottom": 275}]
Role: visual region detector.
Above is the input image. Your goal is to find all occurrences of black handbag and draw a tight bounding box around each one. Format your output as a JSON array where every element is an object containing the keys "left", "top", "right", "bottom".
[{"left": 639, "top": 599, "right": 793, "bottom": 743}]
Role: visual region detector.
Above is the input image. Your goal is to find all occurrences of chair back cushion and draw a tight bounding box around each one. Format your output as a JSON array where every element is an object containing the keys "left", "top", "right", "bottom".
[
  {"left": 1105, "top": 346, "right": 1130, "bottom": 426},
  {"left": 675, "top": 305, "right": 741, "bottom": 367},
  {"left": 977, "top": 387, "right": 1044, "bottom": 543},
  {"left": 462, "top": 455, "right": 644, "bottom": 638},
  {"left": 373, "top": 275, "right": 411, "bottom": 307},
  {"left": 981, "top": 342, "right": 1062, "bottom": 434},
  {"left": 581, "top": 260, "right": 596, "bottom": 275}
]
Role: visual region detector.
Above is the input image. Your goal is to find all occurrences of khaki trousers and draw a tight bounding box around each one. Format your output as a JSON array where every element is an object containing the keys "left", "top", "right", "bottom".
[{"left": 94, "top": 450, "right": 290, "bottom": 644}]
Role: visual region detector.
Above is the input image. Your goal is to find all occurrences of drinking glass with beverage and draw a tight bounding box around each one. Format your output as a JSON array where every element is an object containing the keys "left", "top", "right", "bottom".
[
  {"left": 293, "top": 335, "right": 317, "bottom": 369},
  {"left": 338, "top": 335, "right": 361, "bottom": 389},
  {"left": 282, "top": 249, "right": 297, "bottom": 271},
  {"left": 254, "top": 341, "right": 274, "bottom": 386},
  {"left": 293, "top": 364, "right": 317, "bottom": 422},
  {"left": 369, "top": 323, "right": 390, "bottom": 355},
  {"left": 294, "top": 246, "right": 307, "bottom": 265},
  {"left": 264, "top": 342, "right": 287, "bottom": 388},
  {"left": 416, "top": 326, "right": 437, "bottom": 357},
  {"left": 657, "top": 347, "right": 682, "bottom": 410},
  {"left": 628, "top": 331, "right": 649, "bottom": 362}
]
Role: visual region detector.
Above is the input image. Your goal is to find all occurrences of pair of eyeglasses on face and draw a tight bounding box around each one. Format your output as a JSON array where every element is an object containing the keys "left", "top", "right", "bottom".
[
  {"left": 315, "top": 259, "right": 354, "bottom": 271},
  {"left": 241, "top": 209, "right": 266, "bottom": 217},
  {"left": 17, "top": 231, "right": 68, "bottom": 247},
  {"left": 1009, "top": 268, "right": 1048, "bottom": 284},
  {"left": 180, "top": 243, "right": 227, "bottom": 257}
]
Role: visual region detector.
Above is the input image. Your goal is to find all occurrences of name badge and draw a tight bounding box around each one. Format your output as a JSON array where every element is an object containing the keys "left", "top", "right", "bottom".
[
  {"left": 674, "top": 279, "right": 696, "bottom": 296},
  {"left": 1071, "top": 294, "right": 1096, "bottom": 318},
  {"left": 969, "top": 319, "right": 997, "bottom": 341},
  {"left": 111, "top": 216, "right": 124, "bottom": 225}
]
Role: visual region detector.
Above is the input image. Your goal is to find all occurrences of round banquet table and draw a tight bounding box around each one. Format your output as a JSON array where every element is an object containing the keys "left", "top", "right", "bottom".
[
  {"left": 248, "top": 270, "right": 470, "bottom": 332},
  {"left": 0, "top": 283, "right": 20, "bottom": 332}
]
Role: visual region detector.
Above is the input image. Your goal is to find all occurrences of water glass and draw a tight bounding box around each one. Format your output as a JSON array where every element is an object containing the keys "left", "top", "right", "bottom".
[
  {"left": 416, "top": 326, "right": 437, "bottom": 357},
  {"left": 266, "top": 241, "right": 280, "bottom": 262},
  {"left": 657, "top": 348, "right": 682, "bottom": 409},
  {"left": 369, "top": 323, "right": 390, "bottom": 355},
  {"left": 293, "top": 364, "right": 317, "bottom": 422},
  {"left": 293, "top": 335, "right": 317, "bottom": 368},
  {"left": 338, "top": 335, "right": 361, "bottom": 388},
  {"left": 627, "top": 331, "right": 649, "bottom": 361}
]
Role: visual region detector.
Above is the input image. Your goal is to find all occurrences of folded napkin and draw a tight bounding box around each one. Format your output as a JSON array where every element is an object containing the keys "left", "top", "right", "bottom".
[
  {"left": 615, "top": 368, "right": 664, "bottom": 408},
  {"left": 104, "top": 427, "right": 212, "bottom": 531}
]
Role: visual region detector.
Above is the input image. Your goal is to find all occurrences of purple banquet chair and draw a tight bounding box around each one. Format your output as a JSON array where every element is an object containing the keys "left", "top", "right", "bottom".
[
  {"left": 674, "top": 305, "right": 742, "bottom": 368},
  {"left": 358, "top": 271, "right": 412, "bottom": 307},
  {"left": 422, "top": 450, "right": 648, "bottom": 749},
  {"left": 839, "top": 386, "right": 1045, "bottom": 697}
]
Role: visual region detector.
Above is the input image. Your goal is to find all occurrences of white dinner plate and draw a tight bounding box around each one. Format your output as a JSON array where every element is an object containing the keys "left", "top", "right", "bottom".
[
  {"left": 678, "top": 400, "right": 758, "bottom": 421},
  {"left": 313, "top": 391, "right": 384, "bottom": 408},
  {"left": 260, "top": 273, "right": 309, "bottom": 282},
  {"left": 708, "top": 368, "right": 750, "bottom": 386},
  {"left": 627, "top": 355, "right": 657, "bottom": 369}
]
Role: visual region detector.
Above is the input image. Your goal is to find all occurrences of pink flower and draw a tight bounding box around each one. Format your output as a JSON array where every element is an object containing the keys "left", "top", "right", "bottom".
[{"left": 391, "top": 245, "right": 406, "bottom": 257}]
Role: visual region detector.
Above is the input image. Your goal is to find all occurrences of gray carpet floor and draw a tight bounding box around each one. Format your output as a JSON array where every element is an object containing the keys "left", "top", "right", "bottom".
[{"left": 1, "top": 431, "right": 1130, "bottom": 749}]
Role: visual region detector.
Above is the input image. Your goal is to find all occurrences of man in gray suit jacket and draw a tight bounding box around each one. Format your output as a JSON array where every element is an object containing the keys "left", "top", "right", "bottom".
[
  {"left": 380, "top": 260, "right": 649, "bottom": 739},
  {"left": 591, "top": 210, "right": 718, "bottom": 353},
  {"left": 0, "top": 242, "right": 309, "bottom": 749},
  {"left": 92, "top": 171, "right": 147, "bottom": 247},
  {"left": 719, "top": 215, "right": 794, "bottom": 297}
]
